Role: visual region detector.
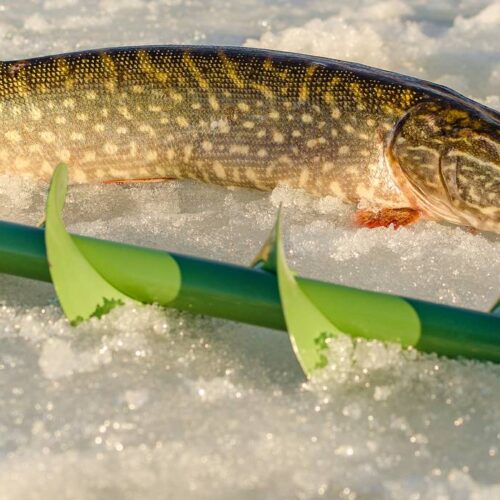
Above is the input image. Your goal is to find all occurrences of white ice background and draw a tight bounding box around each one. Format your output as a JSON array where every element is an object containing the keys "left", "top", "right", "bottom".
[{"left": 0, "top": 0, "right": 499, "bottom": 498}]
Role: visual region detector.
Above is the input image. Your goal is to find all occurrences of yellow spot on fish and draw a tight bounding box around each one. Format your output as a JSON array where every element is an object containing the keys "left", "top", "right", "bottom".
[
  {"left": 59, "top": 149, "right": 71, "bottom": 162},
  {"left": 243, "top": 121, "right": 255, "bottom": 129},
  {"left": 350, "top": 82, "right": 363, "bottom": 100},
  {"left": 183, "top": 52, "right": 209, "bottom": 90},
  {"left": 339, "top": 145, "right": 350, "bottom": 155},
  {"left": 213, "top": 161, "right": 226, "bottom": 179},
  {"left": 35, "top": 83, "right": 48, "bottom": 94},
  {"left": 257, "top": 148, "right": 268, "bottom": 158},
  {"left": 278, "top": 155, "right": 292, "bottom": 164},
  {"left": 246, "top": 168, "right": 257, "bottom": 181},
  {"left": 83, "top": 151, "right": 96, "bottom": 162},
  {"left": 40, "top": 131, "right": 56, "bottom": 144},
  {"left": 63, "top": 98, "right": 75, "bottom": 109},
  {"left": 14, "top": 157, "right": 29, "bottom": 170},
  {"left": 41, "top": 161, "right": 53, "bottom": 175},
  {"left": 183, "top": 144, "right": 193, "bottom": 161},
  {"left": 292, "top": 130, "right": 301, "bottom": 137},
  {"left": 118, "top": 106, "right": 133, "bottom": 120},
  {"left": 117, "top": 126, "right": 128, "bottom": 134},
  {"left": 263, "top": 59, "right": 273, "bottom": 71},
  {"left": 237, "top": 102, "right": 250, "bottom": 112},
  {"left": 103, "top": 142, "right": 118, "bottom": 155},
  {"left": 401, "top": 89, "right": 413, "bottom": 106},
  {"left": 139, "top": 124, "right": 155, "bottom": 136},
  {"left": 148, "top": 105, "right": 162, "bottom": 113},
  {"left": 76, "top": 113, "right": 88, "bottom": 121},
  {"left": 176, "top": 116, "right": 189, "bottom": 128},
  {"left": 169, "top": 91, "right": 183, "bottom": 103},
  {"left": 30, "top": 107, "right": 42, "bottom": 121},
  {"left": 219, "top": 51, "right": 245, "bottom": 89},
  {"left": 257, "top": 129, "right": 266, "bottom": 138},
  {"left": 94, "top": 123, "right": 105, "bottom": 133},
  {"left": 132, "top": 85, "right": 144, "bottom": 94},
  {"left": 302, "top": 113, "right": 313, "bottom": 124},
  {"left": 191, "top": 102, "right": 201, "bottom": 110},
  {"left": 229, "top": 145, "right": 250, "bottom": 155},
  {"left": 86, "top": 91, "right": 97, "bottom": 100},
  {"left": 273, "top": 131, "right": 284, "bottom": 144},
  {"left": 299, "top": 170, "right": 309, "bottom": 187},
  {"left": 323, "top": 92, "right": 334, "bottom": 104},
  {"left": 249, "top": 82, "right": 274, "bottom": 99},
  {"left": 73, "top": 170, "right": 88, "bottom": 183},
  {"left": 101, "top": 53, "right": 117, "bottom": 76},
  {"left": 269, "top": 110, "right": 279, "bottom": 120},
  {"left": 137, "top": 49, "right": 155, "bottom": 75},
  {"left": 71, "top": 132, "right": 85, "bottom": 141},
  {"left": 208, "top": 95, "right": 220, "bottom": 111},
  {"left": 299, "top": 65, "right": 317, "bottom": 101},
  {"left": 331, "top": 108, "right": 341, "bottom": 119},
  {"left": 329, "top": 181, "right": 344, "bottom": 197},
  {"left": 166, "top": 148, "right": 175, "bottom": 161},
  {"left": 202, "top": 141, "right": 213, "bottom": 152},
  {"left": 155, "top": 72, "right": 168, "bottom": 83}
]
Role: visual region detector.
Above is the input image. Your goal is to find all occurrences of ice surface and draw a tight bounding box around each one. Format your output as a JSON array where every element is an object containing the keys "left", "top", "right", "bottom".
[{"left": 0, "top": 0, "right": 499, "bottom": 498}]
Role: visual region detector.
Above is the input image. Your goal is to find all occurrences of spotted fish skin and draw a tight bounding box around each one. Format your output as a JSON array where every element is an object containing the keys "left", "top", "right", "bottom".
[{"left": 0, "top": 45, "right": 498, "bottom": 232}]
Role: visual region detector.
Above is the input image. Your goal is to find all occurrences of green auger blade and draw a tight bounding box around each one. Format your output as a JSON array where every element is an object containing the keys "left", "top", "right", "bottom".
[
  {"left": 45, "top": 164, "right": 131, "bottom": 323},
  {"left": 267, "top": 209, "right": 342, "bottom": 376}
]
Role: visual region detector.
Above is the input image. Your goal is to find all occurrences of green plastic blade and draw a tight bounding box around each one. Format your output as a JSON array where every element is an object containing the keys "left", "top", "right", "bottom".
[
  {"left": 297, "top": 280, "right": 421, "bottom": 346},
  {"left": 45, "top": 164, "right": 130, "bottom": 323},
  {"left": 71, "top": 236, "right": 181, "bottom": 306},
  {"left": 272, "top": 210, "right": 342, "bottom": 377}
]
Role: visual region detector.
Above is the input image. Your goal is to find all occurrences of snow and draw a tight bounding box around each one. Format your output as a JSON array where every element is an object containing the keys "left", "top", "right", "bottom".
[{"left": 0, "top": 0, "right": 499, "bottom": 498}]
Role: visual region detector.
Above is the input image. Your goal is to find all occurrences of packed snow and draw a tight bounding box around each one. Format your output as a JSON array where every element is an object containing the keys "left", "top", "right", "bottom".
[{"left": 0, "top": 0, "right": 499, "bottom": 498}]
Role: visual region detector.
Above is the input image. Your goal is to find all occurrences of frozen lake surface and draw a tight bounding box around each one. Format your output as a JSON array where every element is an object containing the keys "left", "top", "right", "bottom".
[{"left": 1, "top": 0, "right": 499, "bottom": 498}]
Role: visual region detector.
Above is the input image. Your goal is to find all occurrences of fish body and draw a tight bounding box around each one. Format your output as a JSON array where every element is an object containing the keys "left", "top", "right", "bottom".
[{"left": 0, "top": 45, "right": 498, "bottom": 232}]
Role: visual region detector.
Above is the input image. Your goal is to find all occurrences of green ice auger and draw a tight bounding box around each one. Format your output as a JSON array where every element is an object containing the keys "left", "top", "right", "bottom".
[{"left": 0, "top": 164, "right": 499, "bottom": 376}]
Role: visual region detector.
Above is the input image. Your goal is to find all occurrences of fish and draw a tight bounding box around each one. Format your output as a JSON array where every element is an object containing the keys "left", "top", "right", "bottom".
[{"left": 0, "top": 45, "right": 498, "bottom": 233}]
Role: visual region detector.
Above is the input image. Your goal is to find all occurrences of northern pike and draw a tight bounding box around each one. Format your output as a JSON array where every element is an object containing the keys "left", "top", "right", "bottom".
[{"left": 0, "top": 45, "right": 498, "bottom": 232}]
